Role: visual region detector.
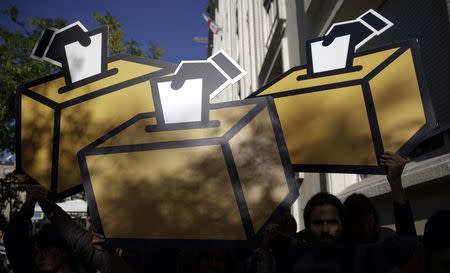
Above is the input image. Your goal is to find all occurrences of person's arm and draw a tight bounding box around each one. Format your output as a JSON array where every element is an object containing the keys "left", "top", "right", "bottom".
[
  {"left": 41, "top": 200, "right": 132, "bottom": 273},
  {"left": 380, "top": 152, "right": 407, "bottom": 204},
  {"left": 380, "top": 152, "right": 416, "bottom": 237},
  {"left": 25, "top": 184, "right": 133, "bottom": 273},
  {"left": 3, "top": 199, "right": 36, "bottom": 273},
  {"left": 379, "top": 152, "right": 417, "bottom": 269}
]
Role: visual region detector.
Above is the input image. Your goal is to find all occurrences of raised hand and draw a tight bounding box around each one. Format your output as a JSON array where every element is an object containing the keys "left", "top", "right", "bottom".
[
  {"left": 379, "top": 151, "right": 407, "bottom": 182},
  {"left": 379, "top": 152, "right": 408, "bottom": 203}
]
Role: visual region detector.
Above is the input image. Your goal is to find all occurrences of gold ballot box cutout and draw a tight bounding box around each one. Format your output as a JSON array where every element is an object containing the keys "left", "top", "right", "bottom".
[
  {"left": 250, "top": 40, "right": 435, "bottom": 174},
  {"left": 275, "top": 85, "right": 377, "bottom": 166},
  {"left": 17, "top": 55, "right": 176, "bottom": 197},
  {"left": 86, "top": 146, "right": 245, "bottom": 240},
  {"left": 79, "top": 97, "right": 298, "bottom": 244}
]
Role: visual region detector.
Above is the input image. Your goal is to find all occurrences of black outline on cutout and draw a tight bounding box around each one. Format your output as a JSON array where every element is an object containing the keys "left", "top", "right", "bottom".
[
  {"left": 16, "top": 55, "right": 177, "bottom": 200},
  {"left": 248, "top": 39, "right": 436, "bottom": 174},
  {"left": 222, "top": 143, "right": 255, "bottom": 240},
  {"left": 50, "top": 109, "right": 61, "bottom": 195},
  {"left": 361, "top": 80, "right": 384, "bottom": 161},
  {"left": 58, "top": 69, "right": 118, "bottom": 94},
  {"left": 15, "top": 84, "right": 23, "bottom": 176},
  {"left": 77, "top": 96, "right": 299, "bottom": 248},
  {"left": 297, "top": 65, "right": 362, "bottom": 81}
]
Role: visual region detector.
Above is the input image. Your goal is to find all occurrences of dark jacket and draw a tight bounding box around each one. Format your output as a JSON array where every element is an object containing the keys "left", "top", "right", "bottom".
[
  {"left": 4, "top": 201, "right": 39, "bottom": 273},
  {"left": 257, "top": 202, "right": 416, "bottom": 273},
  {"left": 283, "top": 241, "right": 348, "bottom": 273},
  {"left": 249, "top": 231, "right": 348, "bottom": 273},
  {"left": 4, "top": 200, "right": 132, "bottom": 273},
  {"left": 349, "top": 202, "right": 418, "bottom": 273}
]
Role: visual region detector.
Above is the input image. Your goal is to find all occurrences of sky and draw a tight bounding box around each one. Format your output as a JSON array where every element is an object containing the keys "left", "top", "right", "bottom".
[{"left": 0, "top": 0, "right": 211, "bottom": 64}]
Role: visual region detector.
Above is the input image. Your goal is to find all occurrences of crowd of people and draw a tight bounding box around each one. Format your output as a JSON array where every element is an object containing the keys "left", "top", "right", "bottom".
[{"left": 0, "top": 152, "right": 449, "bottom": 273}]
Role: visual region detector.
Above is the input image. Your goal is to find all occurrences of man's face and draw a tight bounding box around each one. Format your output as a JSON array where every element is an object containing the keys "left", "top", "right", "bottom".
[{"left": 309, "top": 204, "right": 342, "bottom": 245}]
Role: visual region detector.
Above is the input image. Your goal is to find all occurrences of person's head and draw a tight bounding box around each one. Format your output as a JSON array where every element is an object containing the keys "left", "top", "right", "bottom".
[
  {"left": 260, "top": 212, "right": 298, "bottom": 249},
  {"left": 423, "top": 210, "right": 450, "bottom": 273},
  {"left": 276, "top": 212, "right": 298, "bottom": 236},
  {"left": 303, "top": 192, "right": 344, "bottom": 245},
  {"left": 33, "top": 224, "right": 76, "bottom": 273},
  {"left": 343, "top": 193, "right": 379, "bottom": 243}
]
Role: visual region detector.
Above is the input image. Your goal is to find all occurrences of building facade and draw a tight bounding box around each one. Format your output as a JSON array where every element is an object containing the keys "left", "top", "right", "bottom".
[
  {"left": 208, "top": 0, "right": 450, "bottom": 233},
  {"left": 208, "top": 0, "right": 300, "bottom": 103}
]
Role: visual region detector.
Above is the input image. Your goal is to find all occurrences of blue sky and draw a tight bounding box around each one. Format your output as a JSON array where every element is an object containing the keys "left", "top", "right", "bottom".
[{"left": 0, "top": 0, "right": 210, "bottom": 64}]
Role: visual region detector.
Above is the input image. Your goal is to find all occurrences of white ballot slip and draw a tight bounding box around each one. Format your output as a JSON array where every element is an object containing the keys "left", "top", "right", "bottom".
[
  {"left": 158, "top": 78, "right": 204, "bottom": 124},
  {"left": 64, "top": 33, "right": 103, "bottom": 83},
  {"left": 310, "top": 35, "right": 351, "bottom": 73}
]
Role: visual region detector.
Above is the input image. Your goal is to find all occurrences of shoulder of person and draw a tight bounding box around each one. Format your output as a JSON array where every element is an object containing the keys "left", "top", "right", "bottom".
[
  {"left": 377, "top": 226, "right": 397, "bottom": 240},
  {"left": 295, "top": 229, "right": 309, "bottom": 241},
  {"left": 378, "top": 226, "right": 395, "bottom": 234}
]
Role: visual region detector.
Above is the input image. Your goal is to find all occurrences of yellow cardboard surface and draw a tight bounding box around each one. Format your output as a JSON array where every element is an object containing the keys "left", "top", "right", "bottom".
[
  {"left": 274, "top": 85, "right": 376, "bottom": 166},
  {"left": 20, "top": 58, "right": 172, "bottom": 194},
  {"left": 370, "top": 49, "right": 426, "bottom": 152},
  {"left": 255, "top": 46, "right": 427, "bottom": 168},
  {"left": 21, "top": 96, "right": 54, "bottom": 190},
  {"left": 83, "top": 102, "right": 292, "bottom": 240},
  {"left": 228, "top": 107, "right": 288, "bottom": 232}
]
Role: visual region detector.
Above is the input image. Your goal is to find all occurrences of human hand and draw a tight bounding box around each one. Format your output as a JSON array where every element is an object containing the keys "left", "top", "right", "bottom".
[{"left": 379, "top": 152, "right": 407, "bottom": 183}]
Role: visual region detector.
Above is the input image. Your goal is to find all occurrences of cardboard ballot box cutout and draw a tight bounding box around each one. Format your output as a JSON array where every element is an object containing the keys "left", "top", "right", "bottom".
[
  {"left": 250, "top": 40, "right": 435, "bottom": 174},
  {"left": 78, "top": 53, "right": 298, "bottom": 246},
  {"left": 17, "top": 21, "right": 177, "bottom": 198},
  {"left": 249, "top": 10, "right": 436, "bottom": 174},
  {"left": 79, "top": 98, "right": 298, "bottom": 246}
]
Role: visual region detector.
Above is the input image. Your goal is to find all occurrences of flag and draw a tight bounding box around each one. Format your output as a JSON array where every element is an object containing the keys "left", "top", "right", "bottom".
[{"left": 202, "top": 13, "right": 222, "bottom": 34}]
